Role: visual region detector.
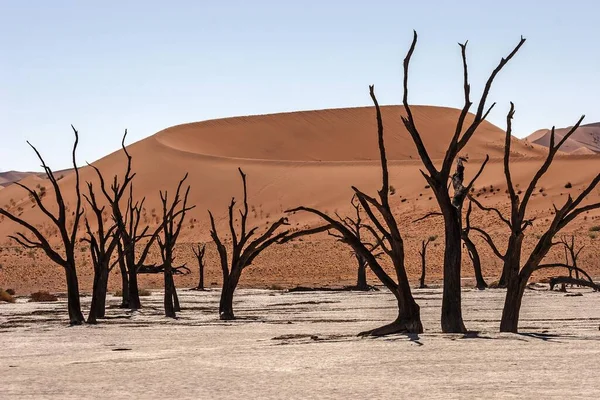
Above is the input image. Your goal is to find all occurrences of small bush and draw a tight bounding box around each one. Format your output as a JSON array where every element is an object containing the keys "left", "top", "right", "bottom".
[
  {"left": 0, "top": 289, "right": 15, "bottom": 303},
  {"left": 6, "top": 288, "right": 16, "bottom": 295},
  {"left": 589, "top": 232, "right": 597, "bottom": 240},
  {"left": 139, "top": 288, "right": 152, "bottom": 296},
  {"left": 389, "top": 185, "right": 396, "bottom": 195},
  {"left": 589, "top": 226, "right": 600, "bottom": 232},
  {"left": 29, "top": 291, "right": 58, "bottom": 302},
  {"left": 565, "top": 182, "right": 572, "bottom": 189},
  {"left": 268, "top": 284, "right": 284, "bottom": 291}
]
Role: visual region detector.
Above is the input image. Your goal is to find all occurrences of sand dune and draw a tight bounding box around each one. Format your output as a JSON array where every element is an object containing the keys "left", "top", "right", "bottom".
[
  {"left": 526, "top": 122, "right": 600, "bottom": 154},
  {"left": 1, "top": 106, "right": 600, "bottom": 294}
]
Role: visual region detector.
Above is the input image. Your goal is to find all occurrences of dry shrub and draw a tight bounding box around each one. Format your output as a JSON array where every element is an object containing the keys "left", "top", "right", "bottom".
[
  {"left": 29, "top": 291, "right": 58, "bottom": 302},
  {"left": 139, "top": 288, "right": 151, "bottom": 296},
  {"left": 0, "top": 289, "right": 15, "bottom": 303}
]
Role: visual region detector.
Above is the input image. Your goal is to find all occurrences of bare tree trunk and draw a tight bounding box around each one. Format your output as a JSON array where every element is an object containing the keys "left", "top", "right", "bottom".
[
  {"left": 219, "top": 274, "right": 239, "bottom": 320},
  {"left": 441, "top": 205, "right": 467, "bottom": 333},
  {"left": 463, "top": 236, "right": 486, "bottom": 290},
  {"left": 500, "top": 276, "right": 526, "bottom": 333},
  {"left": 65, "top": 267, "right": 84, "bottom": 325},
  {"left": 419, "top": 259, "right": 427, "bottom": 289},
  {"left": 118, "top": 255, "right": 129, "bottom": 308},
  {"left": 172, "top": 278, "right": 180, "bottom": 312},
  {"left": 128, "top": 267, "right": 141, "bottom": 310},
  {"left": 164, "top": 272, "right": 175, "bottom": 318},
  {"left": 198, "top": 263, "right": 205, "bottom": 290},
  {"left": 88, "top": 266, "right": 109, "bottom": 323},
  {"left": 356, "top": 255, "right": 368, "bottom": 290}
]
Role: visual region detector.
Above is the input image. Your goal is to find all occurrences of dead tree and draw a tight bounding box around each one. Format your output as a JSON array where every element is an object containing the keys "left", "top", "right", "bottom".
[
  {"left": 82, "top": 181, "right": 125, "bottom": 323},
  {"left": 120, "top": 188, "right": 164, "bottom": 310},
  {"left": 288, "top": 85, "right": 423, "bottom": 336},
  {"left": 209, "top": 168, "right": 330, "bottom": 320},
  {"left": 559, "top": 235, "right": 584, "bottom": 282},
  {"left": 400, "top": 31, "right": 525, "bottom": 332},
  {"left": 418, "top": 236, "right": 436, "bottom": 289},
  {"left": 0, "top": 126, "right": 84, "bottom": 324},
  {"left": 462, "top": 201, "right": 487, "bottom": 289},
  {"left": 192, "top": 244, "right": 207, "bottom": 290},
  {"left": 336, "top": 195, "right": 382, "bottom": 290},
  {"left": 87, "top": 131, "right": 136, "bottom": 308},
  {"left": 156, "top": 173, "right": 194, "bottom": 318},
  {"left": 549, "top": 276, "right": 600, "bottom": 292},
  {"left": 470, "top": 102, "right": 599, "bottom": 332}
]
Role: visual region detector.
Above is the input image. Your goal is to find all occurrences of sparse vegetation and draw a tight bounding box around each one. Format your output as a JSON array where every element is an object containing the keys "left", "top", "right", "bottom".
[{"left": 29, "top": 291, "right": 58, "bottom": 302}]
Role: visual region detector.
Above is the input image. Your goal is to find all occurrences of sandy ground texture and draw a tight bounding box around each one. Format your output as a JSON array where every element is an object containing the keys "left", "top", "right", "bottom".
[{"left": 1, "top": 287, "right": 600, "bottom": 399}]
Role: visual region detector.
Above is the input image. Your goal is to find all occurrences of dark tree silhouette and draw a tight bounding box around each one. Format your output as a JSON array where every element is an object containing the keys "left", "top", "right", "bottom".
[
  {"left": 82, "top": 181, "right": 125, "bottom": 324},
  {"left": 545, "top": 236, "right": 598, "bottom": 292},
  {"left": 400, "top": 31, "right": 525, "bottom": 332},
  {"left": 156, "top": 173, "right": 194, "bottom": 318},
  {"left": 192, "top": 244, "right": 207, "bottom": 290},
  {"left": 0, "top": 126, "right": 84, "bottom": 324},
  {"left": 288, "top": 85, "right": 423, "bottom": 336},
  {"left": 119, "top": 187, "right": 164, "bottom": 310},
  {"left": 559, "top": 235, "right": 584, "bottom": 283},
  {"left": 418, "top": 236, "right": 436, "bottom": 289},
  {"left": 470, "top": 103, "right": 600, "bottom": 332},
  {"left": 462, "top": 201, "right": 487, "bottom": 290},
  {"left": 87, "top": 131, "right": 160, "bottom": 310},
  {"left": 209, "top": 168, "right": 330, "bottom": 320},
  {"left": 335, "top": 195, "right": 383, "bottom": 290}
]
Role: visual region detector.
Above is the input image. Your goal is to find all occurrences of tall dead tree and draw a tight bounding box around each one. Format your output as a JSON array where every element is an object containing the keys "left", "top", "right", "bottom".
[
  {"left": 209, "top": 168, "right": 330, "bottom": 320},
  {"left": 418, "top": 236, "right": 436, "bottom": 289},
  {"left": 156, "top": 173, "right": 194, "bottom": 318},
  {"left": 82, "top": 181, "right": 124, "bottom": 323},
  {"left": 400, "top": 31, "right": 525, "bottom": 332},
  {"left": 87, "top": 131, "right": 136, "bottom": 308},
  {"left": 470, "top": 103, "right": 600, "bottom": 332},
  {"left": 462, "top": 201, "right": 487, "bottom": 290},
  {"left": 120, "top": 188, "right": 163, "bottom": 310},
  {"left": 288, "top": 85, "right": 423, "bottom": 336},
  {"left": 0, "top": 126, "right": 84, "bottom": 324},
  {"left": 192, "top": 244, "right": 207, "bottom": 290}
]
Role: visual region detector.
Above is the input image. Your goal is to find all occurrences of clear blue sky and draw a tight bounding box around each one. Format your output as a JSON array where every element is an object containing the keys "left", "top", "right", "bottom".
[{"left": 1, "top": 0, "right": 598, "bottom": 171}]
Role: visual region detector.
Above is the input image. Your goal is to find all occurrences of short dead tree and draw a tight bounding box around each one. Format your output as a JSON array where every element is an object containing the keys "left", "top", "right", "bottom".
[
  {"left": 209, "top": 168, "right": 328, "bottom": 320},
  {"left": 470, "top": 103, "right": 600, "bottom": 332},
  {"left": 337, "top": 195, "right": 382, "bottom": 291},
  {"left": 288, "top": 85, "right": 423, "bottom": 336},
  {"left": 548, "top": 236, "right": 598, "bottom": 292},
  {"left": 418, "top": 236, "right": 436, "bottom": 289},
  {"left": 192, "top": 244, "right": 207, "bottom": 290},
  {"left": 0, "top": 126, "right": 84, "bottom": 325}
]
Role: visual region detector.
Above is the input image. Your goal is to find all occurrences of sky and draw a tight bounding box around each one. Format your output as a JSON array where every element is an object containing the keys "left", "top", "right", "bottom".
[{"left": 1, "top": 0, "right": 599, "bottom": 171}]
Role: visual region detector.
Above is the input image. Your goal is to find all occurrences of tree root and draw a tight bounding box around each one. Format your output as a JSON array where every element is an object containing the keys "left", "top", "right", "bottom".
[{"left": 358, "top": 318, "right": 423, "bottom": 337}]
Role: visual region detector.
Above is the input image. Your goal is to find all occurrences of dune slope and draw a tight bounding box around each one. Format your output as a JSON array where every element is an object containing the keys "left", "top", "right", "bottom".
[{"left": 1, "top": 106, "right": 600, "bottom": 294}]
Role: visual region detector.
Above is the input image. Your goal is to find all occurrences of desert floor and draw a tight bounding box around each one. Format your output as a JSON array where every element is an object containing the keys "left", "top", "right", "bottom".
[{"left": 1, "top": 287, "right": 600, "bottom": 399}]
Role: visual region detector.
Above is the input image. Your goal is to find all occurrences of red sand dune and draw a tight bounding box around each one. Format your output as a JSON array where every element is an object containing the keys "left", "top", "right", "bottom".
[
  {"left": 526, "top": 122, "right": 600, "bottom": 154},
  {"left": 1, "top": 106, "right": 600, "bottom": 294}
]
